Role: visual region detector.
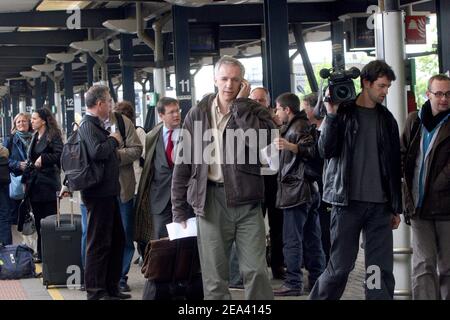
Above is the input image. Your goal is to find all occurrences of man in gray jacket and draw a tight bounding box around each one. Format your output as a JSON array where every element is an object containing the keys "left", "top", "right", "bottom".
[{"left": 171, "top": 56, "right": 274, "bottom": 300}]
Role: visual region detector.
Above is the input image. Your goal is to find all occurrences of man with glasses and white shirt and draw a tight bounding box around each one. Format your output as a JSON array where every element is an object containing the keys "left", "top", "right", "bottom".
[{"left": 401, "top": 74, "right": 450, "bottom": 300}]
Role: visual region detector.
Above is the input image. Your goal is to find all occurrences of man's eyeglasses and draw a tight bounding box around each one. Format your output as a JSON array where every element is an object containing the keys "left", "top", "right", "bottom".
[{"left": 430, "top": 91, "right": 450, "bottom": 99}]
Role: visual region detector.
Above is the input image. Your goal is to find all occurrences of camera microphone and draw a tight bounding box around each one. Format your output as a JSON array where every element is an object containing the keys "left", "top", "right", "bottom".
[
  {"left": 346, "top": 67, "right": 360, "bottom": 79},
  {"left": 319, "top": 68, "right": 331, "bottom": 79}
]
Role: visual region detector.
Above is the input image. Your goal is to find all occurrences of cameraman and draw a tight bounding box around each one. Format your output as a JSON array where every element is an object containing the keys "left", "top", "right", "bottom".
[{"left": 309, "top": 60, "right": 402, "bottom": 300}]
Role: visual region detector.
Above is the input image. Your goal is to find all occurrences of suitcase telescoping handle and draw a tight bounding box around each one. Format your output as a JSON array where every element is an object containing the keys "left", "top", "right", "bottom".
[{"left": 56, "top": 192, "right": 74, "bottom": 227}]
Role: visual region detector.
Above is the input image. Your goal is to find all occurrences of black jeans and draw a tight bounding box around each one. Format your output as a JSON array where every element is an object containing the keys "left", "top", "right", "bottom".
[
  {"left": 309, "top": 201, "right": 395, "bottom": 300},
  {"left": 83, "top": 196, "right": 125, "bottom": 300},
  {"left": 31, "top": 200, "right": 57, "bottom": 259}
]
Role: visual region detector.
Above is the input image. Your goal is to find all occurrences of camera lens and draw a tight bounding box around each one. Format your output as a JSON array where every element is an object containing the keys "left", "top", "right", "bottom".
[{"left": 335, "top": 85, "right": 351, "bottom": 100}]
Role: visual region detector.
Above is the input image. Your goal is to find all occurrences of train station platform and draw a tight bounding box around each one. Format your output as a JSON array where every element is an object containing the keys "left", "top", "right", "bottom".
[{"left": 0, "top": 209, "right": 366, "bottom": 301}]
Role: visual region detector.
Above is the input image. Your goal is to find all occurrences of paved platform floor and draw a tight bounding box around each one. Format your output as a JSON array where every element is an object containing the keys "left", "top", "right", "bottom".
[
  {"left": 1, "top": 194, "right": 365, "bottom": 300},
  {"left": 1, "top": 228, "right": 366, "bottom": 301}
]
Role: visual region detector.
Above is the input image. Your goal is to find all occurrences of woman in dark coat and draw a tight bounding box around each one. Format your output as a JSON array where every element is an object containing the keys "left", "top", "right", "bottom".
[{"left": 22, "top": 108, "right": 63, "bottom": 262}]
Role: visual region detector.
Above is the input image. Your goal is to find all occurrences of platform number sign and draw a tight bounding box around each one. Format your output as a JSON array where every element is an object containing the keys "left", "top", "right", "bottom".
[
  {"left": 66, "top": 97, "right": 74, "bottom": 111},
  {"left": 178, "top": 79, "right": 190, "bottom": 93}
]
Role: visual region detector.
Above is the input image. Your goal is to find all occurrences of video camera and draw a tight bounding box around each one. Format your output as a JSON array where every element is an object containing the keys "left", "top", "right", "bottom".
[
  {"left": 320, "top": 67, "right": 360, "bottom": 104},
  {"left": 313, "top": 66, "right": 360, "bottom": 119}
]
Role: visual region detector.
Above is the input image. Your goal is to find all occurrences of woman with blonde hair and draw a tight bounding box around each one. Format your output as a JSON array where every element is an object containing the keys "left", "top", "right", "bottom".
[{"left": 2, "top": 113, "right": 33, "bottom": 241}]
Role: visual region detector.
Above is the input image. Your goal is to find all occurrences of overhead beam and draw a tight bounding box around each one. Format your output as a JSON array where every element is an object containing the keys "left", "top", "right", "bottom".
[
  {"left": 0, "top": 30, "right": 87, "bottom": 46},
  {"left": 0, "top": 58, "right": 45, "bottom": 67},
  {"left": 0, "top": 9, "right": 124, "bottom": 28},
  {"left": 219, "top": 25, "right": 262, "bottom": 42},
  {"left": 0, "top": 46, "right": 66, "bottom": 58},
  {"left": 185, "top": 1, "right": 383, "bottom": 24}
]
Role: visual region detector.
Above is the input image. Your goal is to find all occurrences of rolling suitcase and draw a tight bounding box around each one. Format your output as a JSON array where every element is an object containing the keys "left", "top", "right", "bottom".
[{"left": 40, "top": 196, "right": 84, "bottom": 288}]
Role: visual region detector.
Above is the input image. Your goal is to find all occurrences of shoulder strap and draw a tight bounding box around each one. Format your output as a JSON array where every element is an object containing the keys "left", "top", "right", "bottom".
[
  {"left": 6, "top": 134, "right": 14, "bottom": 154},
  {"left": 410, "top": 113, "right": 421, "bottom": 141},
  {"left": 114, "top": 112, "right": 126, "bottom": 148}
]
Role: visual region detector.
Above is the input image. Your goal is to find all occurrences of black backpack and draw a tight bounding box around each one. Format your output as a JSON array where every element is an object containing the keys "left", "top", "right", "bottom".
[
  {"left": 0, "top": 156, "right": 10, "bottom": 185},
  {"left": 61, "top": 122, "right": 104, "bottom": 191},
  {"left": 114, "top": 112, "right": 127, "bottom": 147}
]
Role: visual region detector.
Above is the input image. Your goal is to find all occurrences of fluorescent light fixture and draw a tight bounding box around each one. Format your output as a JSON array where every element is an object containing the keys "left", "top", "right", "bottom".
[
  {"left": 71, "top": 63, "right": 84, "bottom": 70},
  {"left": 220, "top": 47, "right": 239, "bottom": 56},
  {"left": 20, "top": 71, "right": 42, "bottom": 78},
  {"left": 165, "top": 0, "right": 249, "bottom": 7},
  {"left": 200, "top": 57, "right": 213, "bottom": 65},
  {"left": 47, "top": 53, "right": 75, "bottom": 63},
  {"left": 32, "top": 64, "right": 57, "bottom": 73},
  {"left": 0, "top": 86, "right": 8, "bottom": 96},
  {"left": 109, "top": 38, "right": 142, "bottom": 51},
  {"left": 70, "top": 40, "right": 104, "bottom": 52},
  {"left": 103, "top": 19, "right": 137, "bottom": 34}
]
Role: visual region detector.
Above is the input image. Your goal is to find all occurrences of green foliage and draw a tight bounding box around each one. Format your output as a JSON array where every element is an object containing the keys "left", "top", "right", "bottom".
[{"left": 414, "top": 54, "right": 439, "bottom": 107}]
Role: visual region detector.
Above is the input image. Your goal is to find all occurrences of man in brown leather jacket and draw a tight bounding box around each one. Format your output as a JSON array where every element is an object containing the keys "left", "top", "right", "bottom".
[
  {"left": 272, "top": 92, "right": 324, "bottom": 296},
  {"left": 171, "top": 56, "right": 275, "bottom": 300},
  {"left": 401, "top": 74, "right": 450, "bottom": 300}
]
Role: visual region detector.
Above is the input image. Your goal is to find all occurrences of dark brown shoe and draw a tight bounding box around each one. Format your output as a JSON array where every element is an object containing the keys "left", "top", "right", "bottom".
[{"left": 273, "top": 285, "right": 303, "bottom": 296}]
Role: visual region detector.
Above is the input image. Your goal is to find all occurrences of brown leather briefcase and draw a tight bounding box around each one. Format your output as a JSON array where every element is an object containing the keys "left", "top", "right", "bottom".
[{"left": 141, "top": 236, "right": 201, "bottom": 282}]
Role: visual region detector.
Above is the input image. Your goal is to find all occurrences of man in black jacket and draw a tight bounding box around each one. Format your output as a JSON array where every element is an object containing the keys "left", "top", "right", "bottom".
[
  {"left": 272, "top": 93, "right": 324, "bottom": 296},
  {"left": 309, "top": 60, "right": 402, "bottom": 300},
  {"left": 78, "top": 85, "right": 127, "bottom": 300}
]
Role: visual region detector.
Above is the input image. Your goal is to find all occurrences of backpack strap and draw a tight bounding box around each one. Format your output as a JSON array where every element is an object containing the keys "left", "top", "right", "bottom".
[
  {"left": 114, "top": 112, "right": 127, "bottom": 148},
  {"left": 410, "top": 113, "right": 421, "bottom": 142}
]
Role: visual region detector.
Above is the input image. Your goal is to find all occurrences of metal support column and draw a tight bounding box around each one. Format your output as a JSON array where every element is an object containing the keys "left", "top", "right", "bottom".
[
  {"left": 108, "top": 73, "right": 117, "bottom": 103},
  {"left": 34, "top": 77, "right": 44, "bottom": 109},
  {"left": 80, "top": 90, "right": 86, "bottom": 116},
  {"left": 11, "top": 95, "right": 19, "bottom": 118},
  {"left": 3, "top": 96, "right": 12, "bottom": 136},
  {"left": 87, "top": 54, "right": 95, "bottom": 87},
  {"left": 263, "top": 0, "right": 291, "bottom": 104},
  {"left": 47, "top": 76, "right": 55, "bottom": 111},
  {"left": 331, "top": 20, "right": 345, "bottom": 70},
  {"left": 437, "top": 0, "right": 450, "bottom": 74},
  {"left": 292, "top": 23, "right": 318, "bottom": 93},
  {"left": 120, "top": 33, "right": 136, "bottom": 111},
  {"left": 64, "top": 62, "right": 75, "bottom": 136},
  {"left": 172, "top": 5, "right": 192, "bottom": 118},
  {"left": 375, "top": 0, "right": 411, "bottom": 299}
]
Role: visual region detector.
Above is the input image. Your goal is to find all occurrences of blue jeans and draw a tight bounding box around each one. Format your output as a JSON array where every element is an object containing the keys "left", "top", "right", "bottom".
[
  {"left": 282, "top": 203, "right": 309, "bottom": 290},
  {"left": 81, "top": 198, "right": 135, "bottom": 285},
  {"left": 80, "top": 203, "right": 87, "bottom": 268},
  {"left": 0, "top": 184, "right": 12, "bottom": 245},
  {"left": 118, "top": 198, "right": 135, "bottom": 285}
]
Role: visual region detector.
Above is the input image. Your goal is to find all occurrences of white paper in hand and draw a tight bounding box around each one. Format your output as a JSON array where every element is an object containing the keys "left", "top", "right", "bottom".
[
  {"left": 260, "top": 143, "right": 279, "bottom": 175},
  {"left": 166, "top": 217, "right": 197, "bottom": 240}
]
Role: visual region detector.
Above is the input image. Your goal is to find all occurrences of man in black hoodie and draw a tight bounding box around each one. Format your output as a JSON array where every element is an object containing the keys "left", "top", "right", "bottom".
[
  {"left": 272, "top": 92, "right": 324, "bottom": 296},
  {"left": 78, "top": 85, "right": 128, "bottom": 300}
]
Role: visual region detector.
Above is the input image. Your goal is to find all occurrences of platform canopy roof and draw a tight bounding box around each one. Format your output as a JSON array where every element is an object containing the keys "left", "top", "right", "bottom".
[{"left": 0, "top": 0, "right": 435, "bottom": 88}]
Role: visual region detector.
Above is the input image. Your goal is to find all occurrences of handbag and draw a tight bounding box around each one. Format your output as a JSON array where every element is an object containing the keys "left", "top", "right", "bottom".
[
  {"left": 141, "top": 237, "right": 200, "bottom": 282},
  {"left": 9, "top": 173, "right": 25, "bottom": 200},
  {"left": 22, "top": 211, "right": 36, "bottom": 236},
  {"left": 17, "top": 198, "right": 33, "bottom": 234}
]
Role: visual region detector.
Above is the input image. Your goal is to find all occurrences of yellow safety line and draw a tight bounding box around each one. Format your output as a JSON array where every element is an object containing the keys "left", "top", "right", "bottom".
[{"left": 35, "top": 263, "right": 65, "bottom": 300}]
